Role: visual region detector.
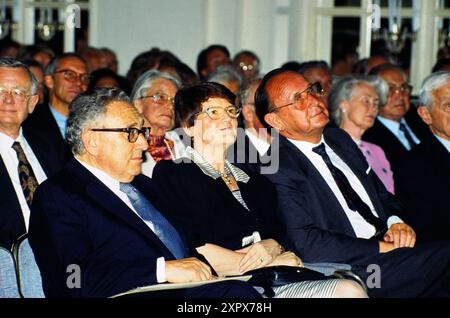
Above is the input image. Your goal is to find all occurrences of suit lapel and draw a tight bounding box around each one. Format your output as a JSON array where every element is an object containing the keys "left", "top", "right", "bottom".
[
  {"left": 277, "top": 137, "right": 358, "bottom": 235},
  {"left": 67, "top": 159, "right": 174, "bottom": 257}
]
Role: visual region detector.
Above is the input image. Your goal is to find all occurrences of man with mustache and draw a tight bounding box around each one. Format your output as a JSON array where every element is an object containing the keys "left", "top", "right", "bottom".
[
  {"left": 255, "top": 69, "right": 450, "bottom": 297},
  {"left": 24, "top": 53, "right": 90, "bottom": 162},
  {"left": 363, "top": 64, "right": 429, "bottom": 174}
]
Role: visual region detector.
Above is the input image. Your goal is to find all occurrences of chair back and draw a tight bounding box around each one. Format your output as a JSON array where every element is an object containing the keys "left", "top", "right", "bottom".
[
  {"left": 0, "top": 246, "right": 21, "bottom": 298},
  {"left": 13, "top": 235, "right": 45, "bottom": 298}
]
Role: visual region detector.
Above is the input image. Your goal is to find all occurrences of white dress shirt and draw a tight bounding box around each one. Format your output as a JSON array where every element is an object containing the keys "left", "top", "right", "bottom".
[
  {"left": 377, "top": 116, "right": 420, "bottom": 150},
  {"left": 76, "top": 158, "right": 167, "bottom": 282},
  {"left": 288, "top": 137, "right": 402, "bottom": 239},
  {"left": 245, "top": 129, "right": 271, "bottom": 157},
  {"left": 0, "top": 129, "right": 47, "bottom": 230}
]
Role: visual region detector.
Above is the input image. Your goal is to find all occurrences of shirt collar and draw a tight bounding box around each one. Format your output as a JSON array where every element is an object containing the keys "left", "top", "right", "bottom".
[
  {"left": 75, "top": 157, "right": 121, "bottom": 192},
  {"left": 185, "top": 146, "right": 250, "bottom": 183},
  {"left": 434, "top": 134, "right": 450, "bottom": 153},
  {"left": 0, "top": 128, "right": 25, "bottom": 150},
  {"left": 287, "top": 136, "right": 326, "bottom": 154},
  {"left": 377, "top": 116, "right": 409, "bottom": 133}
]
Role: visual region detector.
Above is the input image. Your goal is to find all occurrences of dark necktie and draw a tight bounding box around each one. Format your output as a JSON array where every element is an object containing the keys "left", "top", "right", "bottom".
[
  {"left": 120, "top": 182, "right": 187, "bottom": 259},
  {"left": 399, "top": 122, "right": 417, "bottom": 149},
  {"left": 11, "top": 142, "right": 39, "bottom": 207},
  {"left": 312, "top": 143, "right": 386, "bottom": 238}
]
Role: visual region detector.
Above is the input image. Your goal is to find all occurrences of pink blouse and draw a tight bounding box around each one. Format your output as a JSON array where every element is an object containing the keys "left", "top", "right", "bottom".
[{"left": 358, "top": 140, "right": 395, "bottom": 194}]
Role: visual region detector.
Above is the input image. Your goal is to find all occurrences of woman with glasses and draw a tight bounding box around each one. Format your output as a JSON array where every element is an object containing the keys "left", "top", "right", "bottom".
[
  {"left": 131, "top": 70, "right": 186, "bottom": 177},
  {"left": 151, "top": 82, "right": 368, "bottom": 298},
  {"left": 328, "top": 75, "right": 395, "bottom": 194}
]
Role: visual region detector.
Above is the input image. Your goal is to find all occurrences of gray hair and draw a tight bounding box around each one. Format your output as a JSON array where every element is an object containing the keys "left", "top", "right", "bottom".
[
  {"left": 44, "top": 52, "right": 88, "bottom": 76},
  {"left": 206, "top": 65, "right": 243, "bottom": 90},
  {"left": 419, "top": 71, "right": 450, "bottom": 111},
  {"left": 239, "top": 77, "right": 263, "bottom": 106},
  {"left": 328, "top": 75, "right": 388, "bottom": 126},
  {"left": 0, "top": 57, "right": 38, "bottom": 94},
  {"left": 66, "top": 88, "right": 130, "bottom": 155},
  {"left": 130, "top": 69, "right": 181, "bottom": 103}
]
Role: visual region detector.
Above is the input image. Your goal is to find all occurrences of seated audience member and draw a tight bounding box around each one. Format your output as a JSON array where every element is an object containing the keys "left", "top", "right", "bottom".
[
  {"left": 206, "top": 65, "right": 242, "bottom": 97},
  {"left": 227, "top": 77, "right": 272, "bottom": 171},
  {"left": 18, "top": 44, "right": 55, "bottom": 69},
  {"left": 395, "top": 71, "right": 450, "bottom": 242},
  {"left": 197, "top": 44, "right": 231, "bottom": 81},
  {"left": 364, "top": 64, "right": 429, "bottom": 174},
  {"left": 0, "top": 58, "right": 62, "bottom": 249},
  {"left": 152, "top": 82, "right": 368, "bottom": 298},
  {"left": 22, "top": 59, "right": 45, "bottom": 104},
  {"left": 100, "top": 47, "right": 119, "bottom": 73},
  {"left": 254, "top": 69, "right": 450, "bottom": 297},
  {"left": 298, "top": 61, "right": 332, "bottom": 102},
  {"left": 24, "top": 53, "right": 90, "bottom": 162},
  {"left": 88, "top": 68, "right": 131, "bottom": 94},
  {"left": 232, "top": 50, "right": 261, "bottom": 84},
  {"left": 28, "top": 88, "right": 261, "bottom": 299},
  {"left": 328, "top": 75, "right": 395, "bottom": 193},
  {"left": 131, "top": 70, "right": 186, "bottom": 177}
]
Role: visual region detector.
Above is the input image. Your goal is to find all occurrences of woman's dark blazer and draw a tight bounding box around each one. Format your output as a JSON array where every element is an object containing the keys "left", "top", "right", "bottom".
[{"left": 152, "top": 159, "right": 282, "bottom": 251}]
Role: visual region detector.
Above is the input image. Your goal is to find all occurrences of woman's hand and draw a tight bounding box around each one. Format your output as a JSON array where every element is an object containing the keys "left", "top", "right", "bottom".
[
  {"left": 236, "top": 239, "right": 284, "bottom": 273},
  {"left": 267, "top": 252, "right": 303, "bottom": 268}
]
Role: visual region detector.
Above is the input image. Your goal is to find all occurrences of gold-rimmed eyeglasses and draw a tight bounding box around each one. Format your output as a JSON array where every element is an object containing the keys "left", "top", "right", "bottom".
[
  {"left": 195, "top": 105, "right": 241, "bottom": 120},
  {"left": 269, "top": 82, "right": 323, "bottom": 113},
  {"left": 90, "top": 127, "right": 151, "bottom": 143},
  {"left": 388, "top": 84, "right": 412, "bottom": 96},
  {"left": 141, "top": 92, "right": 175, "bottom": 106},
  {"left": 0, "top": 87, "right": 33, "bottom": 102}
]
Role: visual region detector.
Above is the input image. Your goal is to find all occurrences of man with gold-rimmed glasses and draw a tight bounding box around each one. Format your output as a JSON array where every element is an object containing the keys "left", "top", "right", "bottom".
[{"left": 254, "top": 68, "right": 450, "bottom": 298}]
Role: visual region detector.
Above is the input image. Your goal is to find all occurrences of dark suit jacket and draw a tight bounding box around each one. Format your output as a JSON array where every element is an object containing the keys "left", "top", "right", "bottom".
[
  {"left": 0, "top": 127, "right": 66, "bottom": 250},
  {"left": 23, "top": 103, "right": 71, "bottom": 162},
  {"left": 261, "top": 128, "right": 402, "bottom": 264},
  {"left": 362, "top": 111, "right": 430, "bottom": 174},
  {"left": 152, "top": 159, "right": 282, "bottom": 251},
  {"left": 395, "top": 134, "right": 450, "bottom": 242},
  {"left": 28, "top": 159, "right": 184, "bottom": 298}
]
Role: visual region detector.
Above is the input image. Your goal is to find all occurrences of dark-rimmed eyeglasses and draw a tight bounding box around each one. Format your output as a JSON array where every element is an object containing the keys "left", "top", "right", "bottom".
[
  {"left": 53, "top": 69, "right": 91, "bottom": 85},
  {"left": 141, "top": 92, "right": 175, "bottom": 106},
  {"left": 269, "top": 82, "right": 323, "bottom": 113},
  {"left": 194, "top": 105, "right": 241, "bottom": 120},
  {"left": 90, "top": 127, "right": 151, "bottom": 143}
]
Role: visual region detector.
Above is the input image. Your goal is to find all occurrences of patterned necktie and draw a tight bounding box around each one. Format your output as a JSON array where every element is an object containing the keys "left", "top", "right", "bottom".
[
  {"left": 11, "top": 142, "right": 39, "bottom": 207},
  {"left": 119, "top": 182, "right": 187, "bottom": 259},
  {"left": 148, "top": 135, "right": 174, "bottom": 163},
  {"left": 312, "top": 143, "right": 386, "bottom": 238},
  {"left": 399, "top": 122, "right": 417, "bottom": 149}
]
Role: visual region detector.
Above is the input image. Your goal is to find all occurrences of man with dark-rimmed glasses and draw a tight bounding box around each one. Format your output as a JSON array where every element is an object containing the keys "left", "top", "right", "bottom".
[
  {"left": 24, "top": 53, "right": 90, "bottom": 163},
  {"left": 28, "top": 88, "right": 260, "bottom": 299}
]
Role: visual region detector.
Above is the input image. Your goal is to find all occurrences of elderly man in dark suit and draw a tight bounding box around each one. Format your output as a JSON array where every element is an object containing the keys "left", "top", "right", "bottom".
[
  {"left": 28, "top": 88, "right": 259, "bottom": 298},
  {"left": 363, "top": 64, "right": 429, "bottom": 174},
  {"left": 0, "top": 58, "right": 64, "bottom": 250},
  {"left": 395, "top": 71, "right": 450, "bottom": 242},
  {"left": 254, "top": 68, "right": 450, "bottom": 297}
]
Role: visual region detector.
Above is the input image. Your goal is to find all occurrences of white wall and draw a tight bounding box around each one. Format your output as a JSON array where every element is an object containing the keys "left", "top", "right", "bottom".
[{"left": 89, "top": 0, "right": 292, "bottom": 76}]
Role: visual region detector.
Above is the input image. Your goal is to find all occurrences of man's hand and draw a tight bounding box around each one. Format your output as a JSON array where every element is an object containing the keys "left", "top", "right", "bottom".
[
  {"left": 267, "top": 252, "right": 303, "bottom": 268},
  {"left": 379, "top": 241, "right": 396, "bottom": 253},
  {"left": 384, "top": 223, "right": 416, "bottom": 248},
  {"left": 165, "top": 257, "right": 213, "bottom": 283}
]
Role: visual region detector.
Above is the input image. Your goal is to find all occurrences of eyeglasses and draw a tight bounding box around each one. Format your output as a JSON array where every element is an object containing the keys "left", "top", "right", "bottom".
[
  {"left": 388, "top": 84, "right": 412, "bottom": 96},
  {"left": 90, "top": 127, "right": 151, "bottom": 143},
  {"left": 238, "top": 62, "right": 257, "bottom": 72},
  {"left": 269, "top": 82, "right": 323, "bottom": 113},
  {"left": 0, "top": 87, "right": 32, "bottom": 102},
  {"left": 141, "top": 92, "right": 175, "bottom": 106},
  {"left": 195, "top": 105, "right": 241, "bottom": 120},
  {"left": 53, "top": 69, "right": 91, "bottom": 85}
]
